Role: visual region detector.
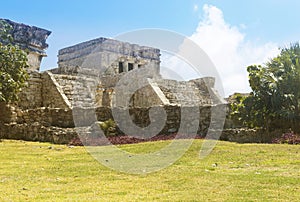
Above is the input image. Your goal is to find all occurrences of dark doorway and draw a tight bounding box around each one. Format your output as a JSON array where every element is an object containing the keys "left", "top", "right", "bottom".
[
  {"left": 128, "top": 63, "right": 134, "bottom": 71},
  {"left": 119, "top": 62, "right": 124, "bottom": 73}
]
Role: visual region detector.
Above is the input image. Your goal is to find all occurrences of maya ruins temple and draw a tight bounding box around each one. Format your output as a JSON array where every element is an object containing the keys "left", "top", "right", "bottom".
[{"left": 0, "top": 19, "right": 227, "bottom": 144}]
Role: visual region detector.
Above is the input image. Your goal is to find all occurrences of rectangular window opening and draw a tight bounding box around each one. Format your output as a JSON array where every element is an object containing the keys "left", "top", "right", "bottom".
[
  {"left": 128, "top": 63, "right": 134, "bottom": 71},
  {"left": 119, "top": 62, "right": 124, "bottom": 73}
]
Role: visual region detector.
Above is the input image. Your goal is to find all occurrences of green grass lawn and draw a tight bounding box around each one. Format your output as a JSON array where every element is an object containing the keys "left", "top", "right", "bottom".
[{"left": 0, "top": 139, "right": 299, "bottom": 201}]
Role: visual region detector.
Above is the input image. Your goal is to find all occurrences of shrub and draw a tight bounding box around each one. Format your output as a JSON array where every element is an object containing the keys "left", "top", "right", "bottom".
[
  {"left": 99, "top": 119, "right": 116, "bottom": 137},
  {"left": 0, "top": 20, "right": 29, "bottom": 102},
  {"left": 272, "top": 132, "right": 300, "bottom": 144}
]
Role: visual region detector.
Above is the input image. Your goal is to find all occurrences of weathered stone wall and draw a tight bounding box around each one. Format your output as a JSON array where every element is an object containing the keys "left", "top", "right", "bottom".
[
  {"left": 27, "top": 52, "right": 42, "bottom": 71},
  {"left": 0, "top": 106, "right": 76, "bottom": 144},
  {"left": 50, "top": 71, "right": 99, "bottom": 108},
  {"left": 0, "top": 69, "right": 77, "bottom": 144},
  {"left": 14, "top": 71, "right": 72, "bottom": 110},
  {"left": 58, "top": 37, "right": 160, "bottom": 76},
  {"left": 42, "top": 72, "right": 72, "bottom": 109},
  {"left": 1, "top": 104, "right": 74, "bottom": 128},
  {"left": 15, "top": 108, "right": 74, "bottom": 128},
  {"left": 48, "top": 67, "right": 168, "bottom": 108},
  {"left": 130, "top": 85, "right": 168, "bottom": 107},
  {"left": 94, "top": 105, "right": 214, "bottom": 136},
  {"left": 0, "top": 18, "right": 51, "bottom": 71},
  {"left": 155, "top": 78, "right": 214, "bottom": 106},
  {"left": 1, "top": 19, "right": 242, "bottom": 144},
  {"left": 0, "top": 103, "right": 215, "bottom": 144},
  {"left": 0, "top": 67, "right": 225, "bottom": 144},
  {"left": 18, "top": 71, "right": 43, "bottom": 109},
  {"left": 0, "top": 103, "right": 17, "bottom": 123},
  {"left": 0, "top": 123, "right": 77, "bottom": 144},
  {"left": 1, "top": 103, "right": 283, "bottom": 144}
]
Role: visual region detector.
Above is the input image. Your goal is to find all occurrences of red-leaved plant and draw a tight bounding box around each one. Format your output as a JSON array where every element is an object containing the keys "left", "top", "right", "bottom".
[{"left": 272, "top": 132, "right": 300, "bottom": 145}]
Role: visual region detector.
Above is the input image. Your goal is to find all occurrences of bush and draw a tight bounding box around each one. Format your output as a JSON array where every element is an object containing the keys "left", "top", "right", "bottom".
[
  {"left": 272, "top": 132, "right": 300, "bottom": 144},
  {"left": 0, "top": 19, "right": 29, "bottom": 102},
  {"left": 99, "top": 119, "right": 116, "bottom": 137},
  {"left": 68, "top": 119, "right": 118, "bottom": 146}
]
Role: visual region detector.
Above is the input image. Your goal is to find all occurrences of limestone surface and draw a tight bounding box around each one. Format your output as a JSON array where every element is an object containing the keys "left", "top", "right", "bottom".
[{"left": 0, "top": 19, "right": 227, "bottom": 144}]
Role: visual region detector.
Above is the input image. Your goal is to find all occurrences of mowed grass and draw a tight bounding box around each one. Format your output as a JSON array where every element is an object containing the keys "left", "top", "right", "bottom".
[{"left": 0, "top": 139, "right": 299, "bottom": 201}]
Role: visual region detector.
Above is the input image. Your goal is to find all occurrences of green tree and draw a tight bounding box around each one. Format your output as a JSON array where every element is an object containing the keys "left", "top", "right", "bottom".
[
  {"left": 0, "top": 19, "right": 28, "bottom": 102},
  {"left": 229, "top": 93, "right": 256, "bottom": 128},
  {"left": 231, "top": 43, "right": 300, "bottom": 132}
]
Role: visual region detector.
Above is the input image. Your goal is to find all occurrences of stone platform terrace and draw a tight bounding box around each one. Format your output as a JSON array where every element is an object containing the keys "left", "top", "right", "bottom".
[{"left": 0, "top": 19, "right": 226, "bottom": 144}]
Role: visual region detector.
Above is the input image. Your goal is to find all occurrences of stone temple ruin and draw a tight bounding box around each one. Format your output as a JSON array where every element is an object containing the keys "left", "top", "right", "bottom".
[{"left": 0, "top": 19, "right": 226, "bottom": 144}]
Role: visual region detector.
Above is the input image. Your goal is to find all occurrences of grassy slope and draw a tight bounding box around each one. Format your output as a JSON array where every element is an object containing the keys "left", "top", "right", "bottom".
[{"left": 0, "top": 139, "right": 299, "bottom": 201}]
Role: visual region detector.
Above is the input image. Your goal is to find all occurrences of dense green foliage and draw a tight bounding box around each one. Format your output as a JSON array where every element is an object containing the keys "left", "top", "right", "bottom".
[
  {"left": 99, "top": 119, "right": 117, "bottom": 136},
  {"left": 0, "top": 20, "right": 28, "bottom": 102},
  {"left": 231, "top": 43, "right": 300, "bottom": 132}
]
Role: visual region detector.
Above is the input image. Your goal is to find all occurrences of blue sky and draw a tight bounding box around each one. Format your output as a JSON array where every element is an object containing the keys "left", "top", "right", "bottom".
[{"left": 1, "top": 0, "right": 300, "bottom": 95}]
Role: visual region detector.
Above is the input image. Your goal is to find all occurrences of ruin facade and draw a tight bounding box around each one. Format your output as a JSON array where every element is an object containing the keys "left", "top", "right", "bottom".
[
  {"left": 0, "top": 19, "right": 226, "bottom": 144},
  {"left": 0, "top": 19, "right": 51, "bottom": 71}
]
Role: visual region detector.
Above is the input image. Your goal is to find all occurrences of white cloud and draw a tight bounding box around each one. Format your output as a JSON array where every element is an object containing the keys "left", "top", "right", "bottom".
[
  {"left": 193, "top": 4, "right": 199, "bottom": 12},
  {"left": 190, "top": 4, "right": 280, "bottom": 96},
  {"left": 161, "top": 4, "right": 280, "bottom": 97}
]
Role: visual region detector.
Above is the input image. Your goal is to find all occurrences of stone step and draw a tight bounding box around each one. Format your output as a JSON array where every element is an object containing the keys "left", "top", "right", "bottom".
[
  {"left": 157, "top": 80, "right": 205, "bottom": 105},
  {"left": 52, "top": 74, "right": 99, "bottom": 107}
]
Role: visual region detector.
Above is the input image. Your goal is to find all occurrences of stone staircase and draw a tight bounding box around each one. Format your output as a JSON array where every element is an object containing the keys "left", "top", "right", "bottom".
[
  {"left": 52, "top": 74, "right": 99, "bottom": 108},
  {"left": 157, "top": 79, "right": 211, "bottom": 106}
]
